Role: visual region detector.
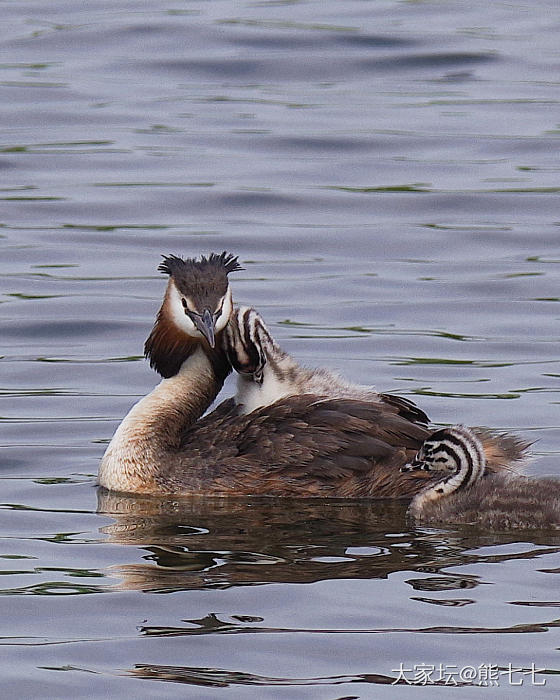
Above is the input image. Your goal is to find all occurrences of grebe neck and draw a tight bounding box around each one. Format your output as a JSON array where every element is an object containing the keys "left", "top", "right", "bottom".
[{"left": 99, "top": 348, "right": 222, "bottom": 493}]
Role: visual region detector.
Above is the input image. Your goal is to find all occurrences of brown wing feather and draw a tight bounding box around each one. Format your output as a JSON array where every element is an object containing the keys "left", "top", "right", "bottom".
[
  {"left": 379, "top": 393, "right": 430, "bottom": 425},
  {"left": 177, "top": 394, "right": 431, "bottom": 498}
]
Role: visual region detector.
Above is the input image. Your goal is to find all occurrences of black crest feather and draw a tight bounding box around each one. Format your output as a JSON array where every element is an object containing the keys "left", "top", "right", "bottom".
[{"left": 158, "top": 251, "right": 243, "bottom": 276}]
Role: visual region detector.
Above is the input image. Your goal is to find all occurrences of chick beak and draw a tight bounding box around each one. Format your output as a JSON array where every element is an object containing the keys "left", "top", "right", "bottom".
[
  {"left": 400, "top": 459, "right": 423, "bottom": 473},
  {"left": 194, "top": 308, "right": 216, "bottom": 348}
]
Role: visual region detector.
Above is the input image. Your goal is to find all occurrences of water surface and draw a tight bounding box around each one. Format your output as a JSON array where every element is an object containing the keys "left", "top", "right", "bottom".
[{"left": 1, "top": 1, "right": 559, "bottom": 697}]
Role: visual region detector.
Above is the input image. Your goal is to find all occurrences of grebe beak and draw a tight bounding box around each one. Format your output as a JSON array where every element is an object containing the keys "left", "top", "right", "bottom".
[
  {"left": 401, "top": 459, "right": 424, "bottom": 473},
  {"left": 193, "top": 309, "right": 216, "bottom": 348}
]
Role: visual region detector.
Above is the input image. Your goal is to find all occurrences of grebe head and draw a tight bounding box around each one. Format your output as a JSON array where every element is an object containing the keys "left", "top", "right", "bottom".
[
  {"left": 223, "top": 307, "right": 276, "bottom": 384},
  {"left": 402, "top": 426, "right": 485, "bottom": 479},
  {"left": 401, "top": 425, "right": 487, "bottom": 506},
  {"left": 160, "top": 252, "right": 241, "bottom": 346},
  {"left": 223, "top": 307, "right": 300, "bottom": 413},
  {"left": 145, "top": 252, "right": 242, "bottom": 377}
]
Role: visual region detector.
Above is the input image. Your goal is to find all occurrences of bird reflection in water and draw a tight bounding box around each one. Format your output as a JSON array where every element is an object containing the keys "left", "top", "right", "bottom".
[{"left": 97, "top": 489, "right": 556, "bottom": 595}]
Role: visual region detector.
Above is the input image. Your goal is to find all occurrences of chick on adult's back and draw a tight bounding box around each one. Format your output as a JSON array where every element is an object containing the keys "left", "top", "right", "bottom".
[{"left": 224, "top": 306, "right": 529, "bottom": 493}]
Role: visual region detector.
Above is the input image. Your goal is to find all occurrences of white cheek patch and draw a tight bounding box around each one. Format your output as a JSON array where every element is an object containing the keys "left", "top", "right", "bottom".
[
  {"left": 215, "top": 286, "right": 232, "bottom": 332},
  {"left": 236, "top": 368, "right": 292, "bottom": 414},
  {"left": 167, "top": 281, "right": 198, "bottom": 335}
]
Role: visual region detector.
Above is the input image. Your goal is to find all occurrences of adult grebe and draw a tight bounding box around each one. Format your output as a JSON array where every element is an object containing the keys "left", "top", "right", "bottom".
[
  {"left": 401, "top": 425, "right": 557, "bottom": 529},
  {"left": 100, "top": 254, "right": 437, "bottom": 497},
  {"left": 99, "top": 252, "right": 240, "bottom": 493},
  {"left": 99, "top": 256, "right": 523, "bottom": 498}
]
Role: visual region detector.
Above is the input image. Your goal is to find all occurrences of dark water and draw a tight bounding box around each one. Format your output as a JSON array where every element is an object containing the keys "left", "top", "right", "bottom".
[{"left": 2, "top": 1, "right": 560, "bottom": 697}]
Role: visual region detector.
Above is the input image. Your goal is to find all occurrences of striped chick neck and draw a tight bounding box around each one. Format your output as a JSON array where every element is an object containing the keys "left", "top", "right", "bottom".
[
  {"left": 403, "top": 425, "right": 487, "bottom": 513},
  {"left": 224, "top": 306, "right": 297, "bottom": 414}
]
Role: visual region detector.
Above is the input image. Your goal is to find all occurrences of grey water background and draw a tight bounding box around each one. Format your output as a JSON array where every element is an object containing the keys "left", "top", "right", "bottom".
[{"left": 1, "top": 0, "right": 560, "bottom": 697}]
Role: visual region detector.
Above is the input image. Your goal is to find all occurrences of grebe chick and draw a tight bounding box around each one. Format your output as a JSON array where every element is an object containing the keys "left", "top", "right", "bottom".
[
  {"left": 224, "top": 307, "right": 530, "bottom": 479},
  {"left": 402, "top": 426, "right": 559, "bottom": 530},
  {"left": 224, "top": 306, "right": 426, "bottom": 417}
]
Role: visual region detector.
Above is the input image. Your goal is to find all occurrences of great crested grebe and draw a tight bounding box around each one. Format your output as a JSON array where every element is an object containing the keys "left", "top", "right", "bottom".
[
  {"left": 401, "top": 425, "right": 558, "bottom": 529},
  {"left": 100, "top": 252, "right": 439, "bottom": 497},
  {"left": 99, "top": 252, "right": 240, "bottom": 494},
  {"left": 99, "top": 254, "right": 525, "bottom": 499}
]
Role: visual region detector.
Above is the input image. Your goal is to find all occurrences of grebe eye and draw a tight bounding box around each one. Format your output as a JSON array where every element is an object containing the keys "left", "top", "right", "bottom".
[{"left": 181, "top": 299, "right": 201, "bottom": 317}]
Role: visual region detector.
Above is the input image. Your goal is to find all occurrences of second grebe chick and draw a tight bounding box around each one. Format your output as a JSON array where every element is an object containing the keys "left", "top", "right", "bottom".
[{"left": 402, "top": 426, "right": 559, "bottom": 530}]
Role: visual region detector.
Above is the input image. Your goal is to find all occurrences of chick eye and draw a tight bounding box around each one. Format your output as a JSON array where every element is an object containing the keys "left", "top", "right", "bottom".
[{"left": 181, "top": 298, "right": 187, "bottom": 309}]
